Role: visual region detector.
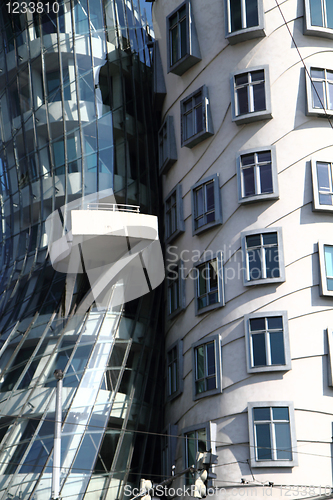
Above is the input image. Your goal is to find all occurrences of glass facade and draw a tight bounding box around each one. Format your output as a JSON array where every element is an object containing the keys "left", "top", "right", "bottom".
[{"left": 0, "top": 1, "right": 163, "bottom": 499}]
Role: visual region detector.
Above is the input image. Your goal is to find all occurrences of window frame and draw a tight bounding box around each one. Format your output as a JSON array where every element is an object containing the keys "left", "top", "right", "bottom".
[
  {"left": 244, "top": 311, "right": 291, "bottom": 373},
  {"left": 191, "top": 334, "right": 222, "bottom": 400},
  {"left": 194, "top": 251, "right": 224, "bottom": 315},
  {"left": 318, "top": 240, "right": 333, "bottom": 297},
  {"left": 161, "top": 424, "right": 178, "bottom": 479},
  {"left": 237, "top": 146, "right": 279, "bottom": 203},
  {"left": 164, "top": 184, "right": 185, "bottom": 244},
  {"left": 306, "top": 66, "right": 333, "bottom": 117},
  {"left": 191, "top": 174, "right": 222, "bottom": 235},
  {"left": 166, "top": 259, "right": 186, "bottom": 318},
  {"left": 166, "top": 340, "right": 183, "bottom": 401},
  {"left": 231, "top": 65, "right": 272, "bottom": 125},
  {"left": 182, "top": 421, "right": 217, "bottom": 485},
  {"left": 304, "top": 0, "right": 333, "bottom": 39},
  {"left": 166, "top": 0, "right": 201, "bottom": 76},
  {"left": 241, "top": 227, "right": 285, "bottom": 286},
  {"left": 181, "top": 85, "right": 214, "bottom": 149},
  {"left": 311, "top": 158, "right": 333, "bottom": 211},
  {"left": 158, "top": 116, "right": 177, "bottom": 175},
  {"left": 224, "top": 0, "right": 265, "bottom": 44},
  {"left": 248, "top": 402, "right": 298, "bottom": 467}
]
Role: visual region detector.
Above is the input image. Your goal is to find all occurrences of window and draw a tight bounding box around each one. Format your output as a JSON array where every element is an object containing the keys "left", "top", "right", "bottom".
[
  {"left": 158, "top": 116, "right": 177, "bottom": 175},
  {"left": 166, "top": 341, "right": 183, "bottom": 400},
  {"left": 165, "top": 185, "right": 185, "bottom": 243},
  {"left": 244, "top": 312, "right": 291, "bottom": 373},
  {"left": 161, "top": 424, "right": 178, "bottom": 478},
  {"left": 191, "top": 174, "right": 222, "bottom": 234},
  {"left": 304, "top": 0, "right": 333, "bottom": 38},
  {"left": 167, "top": 1, "right": 201, "bottom": 76},
  {"left": 231, "top": 67, "right": 272, "bottom": 124},
  {"left": 237, "top": 147, "right": 279, "bottom": 203},
  {"left": 241, "top": 228, "right": 285, "bottom": 286},
  {"left": 318, "top": 241, "right": 333, "bottom": 296},
  {"left": 192, "top": 335, "right": 222, "bottom": 399},
  {"left": 183, "top": 422, "right": 216, "bottom": 484},
  {"left": 167, "top": 261, "right": 185, "bottom": 318},
  {"left": 248, "top": 402, "right": 298, "bottom": 467},
  {"left": 306, "top": 67, "right": 333, "bottom": 116},
  {"left": 194, "top": 252, "right": 224, "bottom": 315},
  {"left": 311, "top": 159, "right": 333, "bottom": 211},
  {"left": 225, "top": 0, "right": 265, "bottom": 44},
  {"left": 181, "top": 86, "right": 214, "bottom": 148}
]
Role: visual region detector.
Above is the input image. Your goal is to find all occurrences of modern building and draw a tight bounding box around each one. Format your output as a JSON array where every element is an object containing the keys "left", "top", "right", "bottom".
[
  {"left": 153, "top": 0, "right": 333, "bottom": 497},
  {"left": 0, "top": 1, "right": 164, "bottom": 500}
]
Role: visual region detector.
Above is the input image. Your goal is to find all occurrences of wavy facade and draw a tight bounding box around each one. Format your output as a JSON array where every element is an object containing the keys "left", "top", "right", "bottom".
[
  {"left": 154, "top": 0, "right": 333, "bottom": 497},
  {"left": 0, "top": 1, "right": 163, "bottom": 499}
]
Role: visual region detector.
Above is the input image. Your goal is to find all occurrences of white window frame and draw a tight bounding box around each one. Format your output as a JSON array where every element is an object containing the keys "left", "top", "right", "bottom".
[
  {"left": 158, "top": 116, "right": 177, "bottom": 175},
  {"left": 304, "top": 0, "right": 333, "bottom": 39},
  {"left": 244, "top": 311, "right": 291, "bottom": 373},
  {"left": 237, "top": 146, "right": 279, "bottom": 203},
  {"left": 166, "top": 260, "right": 185, "bottom": 318},
  {"left": 306, "top": 66, "right": 333, "bottom": 117},
  {"left": 318, "top": 240, "right": 333, "bottom": 296},
  {"left": 182, "top": 421, "right": 217, "bottom": 486},
  {"left": 181, "top": 86, "right": 214, "bottom": 149},
  {"left": 231, "top": 66, "right": 272, "bottom": 125},
  {"left": 224, "top": 0, "right": 265, "bottom": 44},
  {"left": 311, "top": 158, "right": 333, "bottom": 211},
  {"left": 191, "top": 174, "right": 222, "bottom": 235},
  {"left": 167, "top": 0, "right": 201, "bottom": 76},
  {"left": 241, "top": 227, "right": 285, "bottom": 286},
  {"left": 192, "top": 334, "right": 222, "bottom": 400},
  {"left": 166, "top": 340, "right": 183, "bottom": 401},
  {"left": 164, "top": 184, "right": 185, "bottom": 244},
  {"left": 248, "top": 402, "right": 298, "bottom": 467},
  {"left": 194, "top": 251, "right": 224, "bottom": 315}
]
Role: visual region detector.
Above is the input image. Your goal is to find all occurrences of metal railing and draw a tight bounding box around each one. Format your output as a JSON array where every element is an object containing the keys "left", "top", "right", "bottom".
[{"left": 86, "top": 202, "right": 140, "bottom": 213}]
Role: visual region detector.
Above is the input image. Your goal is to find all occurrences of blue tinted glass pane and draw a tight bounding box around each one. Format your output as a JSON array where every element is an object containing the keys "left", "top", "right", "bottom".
[
  {"left": 185, "top": 110, "right": 193, "bottom": 139},
  {"left": 237, "top": 86, "right": 248, "bottom": 115},
  {"left": 250, "top": 317, "right": 265, "bottom": 331},
  {"left": 263, "top": 232, "right": 277, "bottom": 245},
  {"left": 255, "top": 423, "right": 272, "bottom": 460},
  {"left": 269, "top": 331, "right": 285, "bottom": 365},
  {"left": 267, "top": 316, "right": 283, "bottom": 329},
  {"left": 245, "top": 0, "right": 259, "bottom": 27},
  {"left": 313, "top": 80, "right": 324, "bottom": 108},
  {"left": 265, "top": 247, "right": 280, "bottom": 278},
  {"left": 326, "top": 0, "right": 333, "bottom": 28},
  {"left": 328, "top": 278, "right": 333, "bottom": 291},
  {"left": 196, "top": 346, "right": 205, "bottom": 380},
  {"left": 317, "top": 162, "right": 330, "bottom": 191},
  {"left": 252, "top": 333, "right": 266, "bottom": 366},
  {"left": 206, "top": 376, "right": 216, "bottom": 391},
  {"left": 253, "top": 82, "right": 266, "bottom": 111},
  {"left": 243, "top": 167, "right": 255, "bottom": 196},
  {"left": 325, "top": 245, "right": 333, "bottom": 277},
  {"left": 310, "top": 0, "right": 324, "bottom": 26},
  {"left": 248, "top": 248, "right": 262, "bottom": 280},
  {"left": 275, "top": 423, "right": 292, "bottom": 460},
  {"left": 253, "top": 407, "right": 270, "bottom": 420},
  {"left": 230, "top": 0, "right": 242, "bottom": 32},
  {"left": 259, "top": 163, "right": 273, "bottom": 193},
  {"left": 196, "top": 187, "right": 204, "bottom": 217},
  {"left": 206, "top": 342, "right": 215, "bottom": 376},
  {"left": 272, "top": 407, "right": 289, "bottom": 420},
  {"left": 246, "top": 234, "right": 261, "bottom": 247},
  {"left": 242, "top": 154, "right": 255, "bottom": 166},
  {"left": 206, "top": 182, "right": 215, "bottom": 211}
]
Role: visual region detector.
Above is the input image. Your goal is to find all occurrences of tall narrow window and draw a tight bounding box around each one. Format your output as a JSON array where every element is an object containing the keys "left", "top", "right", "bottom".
[
  {"left": 191, "top": 174, "right": 222, "bottom": 234},
  {"left": 169, "top": 5, "right": 187, "bottom": 67},
  {"left": 194, "top": 341, "right": 216, "bottom": 394},
  {"left": 238, "top": 149, "right": 279, "bottom": 203},
  {"left": 319, "top": 242, "right": 333, "bottom": 296},
  {"left": 167, "top": 261, "right": 185, "bottom": 317},
  {"left": 241, "top": 228, "right": 285, "bottom": 286},
  {"left": 232, "top": 67, "right": 272, "bottom": 124},
  {"left": 158, "top": 116, "right": 177, "bottom": 174},
  {"left": 164, "top": 185, "right": 184, "bottom": 243},
  {"left": 181, "top": 86, "right": 214, "bottom": 148},
  {"left": 225, "top": 0, "right": 265, "bottom": 43},
  {"left": 194, "top": 253, "right": 224, "bottom": 314},
  {"left": 184, "top": 427, "right": 207, "bottom": 483},
  {"left": 312, "top": 160, "right": 333, "bottom": 210}
]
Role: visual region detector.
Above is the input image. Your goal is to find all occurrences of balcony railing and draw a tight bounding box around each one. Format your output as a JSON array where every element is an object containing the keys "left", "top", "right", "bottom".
[{"left": 86, "top": 203, "right": 140, "bottom": 213}]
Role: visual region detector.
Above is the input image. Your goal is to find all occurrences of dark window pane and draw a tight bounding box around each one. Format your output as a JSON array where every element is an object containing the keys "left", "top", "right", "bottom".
[
  {"left": 263, "top": 232, "right": 277, "bottom": 245},
  {"left": 235, "top": 73, "right": 248, "bottom": 86},
  {"left": 259, "top": 163, "right": 273, "bottom": 193},
  {"left": 246, "top": 234, "right": 261, "bottom": 247},
  {"left": 267, "top": 316, "right": 283, "bottom": 329},
  {"left": 195, "top": 104, "right": 203, "bottom": 134},
  {"left": 237, "top": 86, "right": 248, "bottom": 115},
  {"left": 206, "top": 377, "right": 216, "bottom": 391},
  {"left": 248, "top": 248, "right": 262, "bottom": 280},
  {"left": 275, "top": 423, "right": 292, "bottom": 460},
  {"left": 196, "top": 346, "right": 205, "bottom": 380},
  {"left": 206, "top": 182, "right": 215, "bottom": 211},
  {"left": 180, "top": 19, "right": 187, "bottom": 59},
  {"left": 242, "top": 153, "right": 255, "bottom": 166},
  {"left": 312, "top": 80, "right": 324, "bottom": 108},
  {"left": 206, "top": 342, "right": 215, "bottom": 376},
  {"left": 230, "top": 0, "right": 242, "bottom": 32},
  {"left": 255, "top": 423, "right": 272, "bottom": 460},
  {"left": 253, "top": 407, "right": 270, "bottom": 420},
  {"left": 171, "top": 27, "right": 178, "bottom": 66},
  {"left": 253, "top": 82, "right": 266, "bottom": 111},
  {"left": 269, "top": 331, "right": 285, "bottom": 365},
  {"left": 245, "top": 0, "right": 259, "bottom": 27},
  {"left": 250, "top": 317, "right": 265, "bottom": 331},
  {"left": 243, "top": 167, "right": 255, "bottom": 196},
  {"left": 265, "top": 247, "right": 280, "bottom": 278},
  {"left": 251, "top": 70, "right": 264, "bottom": 82},
  {"left": 310, "top": 0, "right": 324, "bottom": 26},
  {"left": 257, "top": 151, "right": 271, "bottom": 163},
  {"left": 272, "top": 407, "right": 289, "bottom": 420},
  {"left": 252, "top": 332, "right": 266, "bottom": 366}
]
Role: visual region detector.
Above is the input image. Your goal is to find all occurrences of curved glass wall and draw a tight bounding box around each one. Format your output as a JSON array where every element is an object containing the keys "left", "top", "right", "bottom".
[{"left": 0, "top": 1, "right": 163, "bottom": 499}]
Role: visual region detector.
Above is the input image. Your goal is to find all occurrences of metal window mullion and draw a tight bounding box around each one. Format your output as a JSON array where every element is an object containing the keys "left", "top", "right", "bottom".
[
  {"left": 241, "top": 0, "right": 247, "bottom": 28},
  {"left": 323, "top": 0, "right": 327, "bottom": 27},
  {"left": 270, "top": 410, "right": 277, "bottom": 461},
  {"left": 254, "top": 153, "right": 261, "bottom": 194},
  {"left": 249, "top": 74, "right": 255, "bottom": 112},
  {"left": 227, "top": 0, "right": 232, "bottom": 33},
  {"left": 260, "top": 234, "right": 266, "bottom": 278},
  {"left": 265, "top": 318, "right": 271, "bottom": 366}
]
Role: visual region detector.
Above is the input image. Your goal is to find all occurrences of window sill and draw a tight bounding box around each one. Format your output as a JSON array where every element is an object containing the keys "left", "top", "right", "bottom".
[
  {"left": 247, "top": 363, "right": 291, "bottom": 374},
  {"left": 244, "top": 276, "right": 285, "bottom": 287},
  {"left": 193, "top": 387, "right": 222, "bottom": 400},
  {"left": 239, "top": 193, "right": 279, "bottom": 204},
  {"left": 166, "top": 389, "right": 183, "bottom": 402},
  {"left": 304, "top": 24, "right": 333, "bottom": 40},
  {"left": 312, "top": 202, "right": 333, "bottom": 212},
  {"left": 233, "top": 110, "right": 272, "bottom": 125},
  {"left": 306, "top": 107, "right": 333, "bottom": 118},
  {"left": 196, "top": 300, "right": 223, "bottom": 316},
  {"left": 182, "top": 129, "right": 214, "bottom": 149},
  {"left": 160, "top": 156, "right": 177, "bottom": 175},
  {"left": 226, "top": 26, "right": 265, "bottom": 45},
  {"left": 168, "top": 53, "right": 201, "bottom": 76},
  {"left": 251, "top": 459, "right": 297, "bottom": 468},
  {"left": 165, "top": 228, "right": 185, "bottom": 245},
  {"left": 167, "top": 306, "right": 185, "bottom": 321},
  {"left": 193, "top": 218, "right": 222, "bottom": 236}
]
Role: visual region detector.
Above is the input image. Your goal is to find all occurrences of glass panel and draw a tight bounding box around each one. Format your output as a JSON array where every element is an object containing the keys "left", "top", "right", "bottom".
[
  {"left": 235, "top": 73, "right": 248, "bottom": 86},
  {"left": 248, "top": 248, "right": 262, "bottom": 280},
  {"left": 186, "top": 432, "right": 196, "bottom": 466},
  {"left": 265, "top": 246, "right": 279, "bottom": 278},
  {"left": 257, "top": 151, "right": 271, "bottom": 163},
  {"left": 243, "top": 167, "right": 255, "bottom": 196},
  {"left": 1, "top": 346, "right": 35, "bottom": 392},
  {"left": 230, "top": 0, "right": 242, "bottom": 32},
  {"left": 236, "top": 86, "right": 248, "bottom": 115},
  {"left": 251, "top": 70, "right": 264, "bottom": 82},
  {"left": 255, "top": 423, "right": 272, "bottom": 460},
  {"left": 195, "top": 346, "right": 205, "bottom": 380},
  {"left": 267, "top": 316, "right": 283, "bottom": 329},
  {"left": 326, "top": 0, "right": 333, "bottom": 28},
  {"left": 324, "top": 245, "right": 333, "bottom": 277},
  {"left": 263, "top": 232, "right": 277, "bottom": 245},
  {"left": 209, "top": 260, "right": 218, "bottom": 290},
  {"left": 206, "top": 182, "right": 215, "bottom": 212},
  {"left": 250, "top": 317, "right": 265, "bottom": 331},
  {"left": 206, "top": 342, "right": 215, "bottom": 376},
  {"left": 272, "top": 407, "right": 289, "bottom": 420},
  {"left": 252, "top": 332, "right": 266, "bottom": 366},
  {"left": 246, "top": 235, "right": 262, "bottom": 249},
  {"left": 310, "top": 0, "right": 324, "bottom": 26},
  {"left": 312, "top": 80, "right": 324, "bottom": 108},
  {"left": 246, "top": 0, "right": 259, "bottom": 28},
  {"left": 329, "top": 82, "right": 333, "bottom": 110},
  {"left": 242, "top": 153, "right": 255, "bottom": 166},
  {"left": 196, "top": 187, "right": 204, "bottom": 217},
  {"left": 269, "top": 331, "right": 285, "bottom": 365},
  {"left": 275, "top": 423, "right": 292, "bottom": 460},
  {"left": 185, "top": 110, "right": 193, "bottom": 139},
  {"left": 253, "top": 81, "right": 266, "bottom": 111},
  {"left": 259, "top": 163, "right": 273, "bottom": 193},
  {"left": 171, "top": 26, "right": 178, "bottom": 66},
  {"left": 180, "top": 19, "right": 187, "bottom": 59},
  {"left": 197, "top": 428, "right": 207, "bottom": 453},
  {"left": 195, "top": 104, "right": 203, "bottom": 134},
  {"left": 317, "top": 162, "right": 331, "bottom": 194}
]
